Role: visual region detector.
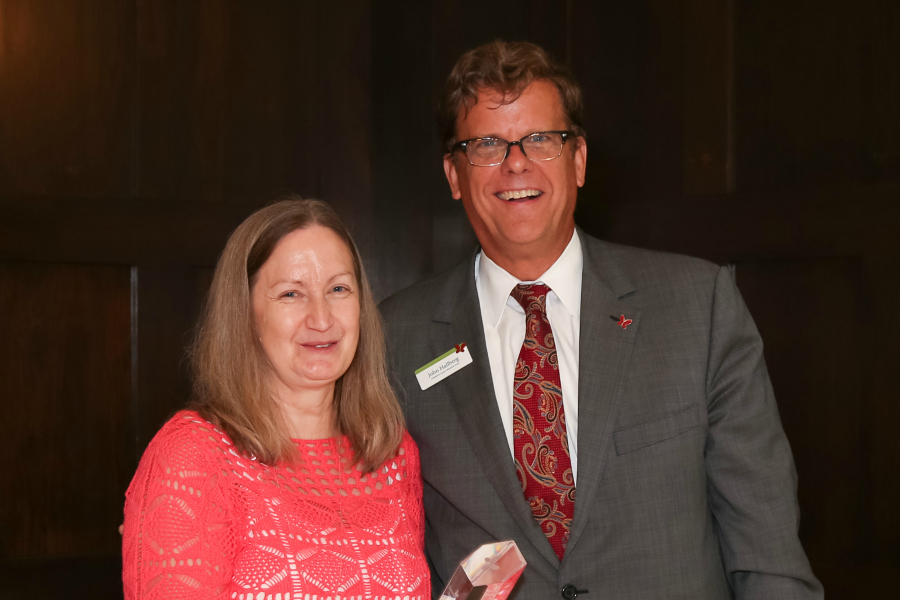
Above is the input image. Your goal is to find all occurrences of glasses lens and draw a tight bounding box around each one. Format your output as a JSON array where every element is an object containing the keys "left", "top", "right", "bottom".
[
  {"left": 522, "top": 132, "right": 564, "bottom": 160},
  {"left": 466, "top": 138, "right": 508, "bottom": 166}
]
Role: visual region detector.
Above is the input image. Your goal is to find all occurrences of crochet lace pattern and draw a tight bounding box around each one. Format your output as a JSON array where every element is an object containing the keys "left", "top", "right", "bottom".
[{"left": 122, "top": 411, "right": 429, "bottom": 600}]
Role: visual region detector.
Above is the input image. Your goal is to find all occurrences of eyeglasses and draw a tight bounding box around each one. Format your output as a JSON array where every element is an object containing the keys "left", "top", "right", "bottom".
[{"left": 451, "top": 131, "right": 573, "bottom": 166}]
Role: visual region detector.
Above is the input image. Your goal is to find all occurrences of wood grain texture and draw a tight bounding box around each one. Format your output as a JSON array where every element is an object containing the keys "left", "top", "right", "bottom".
[
  {"left": 318, "top": 1, "right": 375, "bottom": 271},
  {"left": 735, "top": 256, "right": 900, "bottom": 595},
  {"left": 587, "top": 186, "right": 900, "bottom": 264},
  {"left": 683, "top": 0, "right": 731, "bottom": 194},
  {"left": 734, "top": 0, "right": 900, "bottom": 191},
  {"left": 859, "top": 253, "right": 900, "bottom": 558},
  {"left": 132, "top": 266, "right": 212, "bottom": 461},
  {"left": 0, "top": 197, "right": 255, "bottom": 266},
  {"left": 0, "top": 0, "right": 135, "bottom": 197},
  {"left": 736, "top": 258, "right": 865, "bottom": 558},
  {"left": 0, "top": 557, "right": 122, "bottom": 599},
  {"left": 570, "top": 0, "right": 685, "bottom": 207},
  {"left": 135, "top": 0, "right": 322, "bottom": 205},
  {"left": 370, "top": 3, "right": 441, "bottom": 295},
  {"left": 0, "top": 261, "right": 131, "bottom": 558}
]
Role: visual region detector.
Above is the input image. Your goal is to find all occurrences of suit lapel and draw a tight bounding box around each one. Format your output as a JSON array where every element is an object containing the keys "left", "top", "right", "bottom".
[
  {"left": 431, "top": 254, "right": 562, "bottom": 569},
  {"left": 566, "top": 234, "right": 640, "bottom": 556}
]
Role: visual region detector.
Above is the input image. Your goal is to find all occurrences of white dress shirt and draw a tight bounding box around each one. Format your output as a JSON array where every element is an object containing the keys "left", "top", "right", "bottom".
[{"left": 474, "top": 230, "right": 583, "bottom": 484}]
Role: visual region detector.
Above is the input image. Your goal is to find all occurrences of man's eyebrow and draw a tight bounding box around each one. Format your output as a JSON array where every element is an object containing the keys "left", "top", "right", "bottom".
[{"left": 468, "top": 129, "right": 557, "bottom": 140}]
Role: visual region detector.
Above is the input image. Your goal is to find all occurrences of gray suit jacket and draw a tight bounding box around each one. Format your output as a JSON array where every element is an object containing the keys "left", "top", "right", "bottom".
[{"left": 379, "top": 232, "right": 823, "bottom": 600}]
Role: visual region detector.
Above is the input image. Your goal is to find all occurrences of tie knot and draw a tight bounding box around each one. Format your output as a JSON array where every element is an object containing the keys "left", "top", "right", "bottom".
[{"left": 511, "top": 283, "right": 551, "bottom": 315}]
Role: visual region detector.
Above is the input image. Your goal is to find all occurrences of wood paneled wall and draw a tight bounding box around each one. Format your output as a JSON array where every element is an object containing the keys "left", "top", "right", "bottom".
[
  {"left": 0, "top": 2, "right": 375, "bottom": 596},
  {"left": 1, "top": 1, "right": 897, "bottom": 597}
]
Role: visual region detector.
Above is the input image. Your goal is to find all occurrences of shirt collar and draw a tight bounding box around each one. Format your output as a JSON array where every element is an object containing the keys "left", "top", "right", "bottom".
[{"left": 475, "top": 229, "right": 584, "bottom": 329}]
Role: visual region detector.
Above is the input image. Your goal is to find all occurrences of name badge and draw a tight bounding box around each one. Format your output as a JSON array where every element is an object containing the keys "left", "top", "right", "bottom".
[{"left": 415, "top": 343, "right": 473, "bottom": 391}]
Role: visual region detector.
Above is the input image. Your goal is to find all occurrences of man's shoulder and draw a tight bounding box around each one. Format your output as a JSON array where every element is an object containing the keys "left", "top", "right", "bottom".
[{"left": 582, "top": 234, "right": 722, "bottom": 291}]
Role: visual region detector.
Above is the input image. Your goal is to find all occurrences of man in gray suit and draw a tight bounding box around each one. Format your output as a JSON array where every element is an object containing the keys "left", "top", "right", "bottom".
[{"left": 380, "top": 41, "right": 822, "bottom": 600}]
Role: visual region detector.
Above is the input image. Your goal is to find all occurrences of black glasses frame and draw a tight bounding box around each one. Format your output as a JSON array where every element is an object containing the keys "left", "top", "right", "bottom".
[{"left": 450, "top": 130, "right": 573, "bottom": 166}]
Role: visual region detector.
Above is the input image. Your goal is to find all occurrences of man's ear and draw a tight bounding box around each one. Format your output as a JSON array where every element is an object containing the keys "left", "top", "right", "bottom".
[
  {"left": 574, "top": 138, "right": 587, "bottom": 188},
  {"left": 443, "top": 153, "right": 463, "bottom": 200}
]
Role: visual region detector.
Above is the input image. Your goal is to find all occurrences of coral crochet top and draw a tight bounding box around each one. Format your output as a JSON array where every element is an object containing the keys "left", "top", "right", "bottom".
[{"left": 122, "top": 410, "right": 429, "bottom": 600}]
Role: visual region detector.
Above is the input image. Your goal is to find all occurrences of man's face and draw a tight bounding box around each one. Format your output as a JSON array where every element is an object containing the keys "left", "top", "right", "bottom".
[{"left": 443, "top": 79, "right": 586, "bottom": 267}]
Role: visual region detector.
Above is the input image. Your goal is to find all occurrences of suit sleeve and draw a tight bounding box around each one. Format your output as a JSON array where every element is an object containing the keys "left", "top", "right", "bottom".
[{"left": 704, "top": 265, "right": 823, "bottom": 599}]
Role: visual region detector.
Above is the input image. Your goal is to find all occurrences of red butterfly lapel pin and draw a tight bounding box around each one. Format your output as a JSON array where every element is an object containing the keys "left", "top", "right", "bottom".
[
  {"left": 610, "top": 314, "right": 633, "bottom": 330},
  {"left": 454, "top": 342, "right": 467, "bottom": 353}
]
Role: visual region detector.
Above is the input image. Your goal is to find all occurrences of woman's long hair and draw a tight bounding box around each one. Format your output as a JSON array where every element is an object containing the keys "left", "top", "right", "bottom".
[{"left": 190, "top": 197, "right": 403, "bottom": 472}]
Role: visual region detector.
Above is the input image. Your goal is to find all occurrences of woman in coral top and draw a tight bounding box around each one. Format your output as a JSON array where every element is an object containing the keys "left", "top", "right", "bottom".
[{"left": 122, "top": 198, "right": 430, "bottom": 599}]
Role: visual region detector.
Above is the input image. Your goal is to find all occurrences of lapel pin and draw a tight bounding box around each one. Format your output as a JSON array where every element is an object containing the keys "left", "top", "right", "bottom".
[
  {"left": 454, "top": 342, "right": 467, "bottom": 353},
  {"left": 610, "top": 314, "right": 633, "bottom": 329}
]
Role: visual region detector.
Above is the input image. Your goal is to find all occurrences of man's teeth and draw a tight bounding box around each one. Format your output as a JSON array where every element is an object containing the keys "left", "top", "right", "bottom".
[{"left": 497, "top": 189, "right": 541, "bottom": 200}]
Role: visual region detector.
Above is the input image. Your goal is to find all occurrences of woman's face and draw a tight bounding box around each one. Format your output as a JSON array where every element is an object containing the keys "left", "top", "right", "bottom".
[{"left": 251, "top": 226, "right": 360, "bottom": 399}]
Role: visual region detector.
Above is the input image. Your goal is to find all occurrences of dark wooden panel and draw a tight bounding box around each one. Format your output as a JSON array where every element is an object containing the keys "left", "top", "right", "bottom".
[
  {"left": 806, "top": 562, "right": 900, "bottom": 600},
  {"left": 859, "top": 253, "right": 900, "bottom": 557},
  {"left": 0, "top": 197, "right": 254, "bottom": 266},
  {"left": 732, "top": 255, "right": 900, "bottom": 593},
  {"left": 584, "top": 187, "right": 900, "bottom": 265},
  {"left": 683, "top": 0, "right": 731, "bottom": 194},
  {"left": 431, "top": 0, "right": 569, "bottom": 77},
  {"left": 570, "top": 0, "right": 685, "bottom": 206},
  {"left": 318, "top": 2, "right": 375, "bottom": 266},
  {"left": 370, "top": 3, "right": 440, "bottom": 295},
  {"left": 735, "top": 258, "right": 865, "bottom": 558},
  {"left": 135, "top": 0, "right": 321, "bottom": 205},
  {"left": 734, "top": 0, "right": 900, "bottom": 191},
  {"left": 0, "top": 0, "right": 135, "bottom": 197},
  {"left": 0, "top": 557, "right": 122, "bottom": 599},
  {"left": 132, "top": 266, "right": 212, "bottom": 461},
  {"left": 0, "top": 261, "right": 131, "bottom": 559}
]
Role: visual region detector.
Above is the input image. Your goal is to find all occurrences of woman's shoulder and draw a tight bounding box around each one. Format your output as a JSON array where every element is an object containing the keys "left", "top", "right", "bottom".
[
  {"left": 141, "top": 410, "right": 232, "bottom": 467},
  {"left": 155, "top": 409, "right": 221, "bottom": 441},
  {"left": 399, "top": 430, "right": 419, "bottom": 453},
  {"left": 126, "top": 411, "right": 236, "bottom": 509},
  {"left": 397, "top": 430, "right": 421, "bottom": 472}
]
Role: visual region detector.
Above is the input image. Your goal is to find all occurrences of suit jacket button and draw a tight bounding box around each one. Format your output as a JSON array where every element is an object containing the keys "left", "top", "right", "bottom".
[{"left": 561, "top": 584, "right": 578, "bottom": 599}]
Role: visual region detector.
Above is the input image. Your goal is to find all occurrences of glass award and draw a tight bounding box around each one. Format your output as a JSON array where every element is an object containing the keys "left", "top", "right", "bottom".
[{"left": 439, "top": 540, "right": 527, "bottom": 600}]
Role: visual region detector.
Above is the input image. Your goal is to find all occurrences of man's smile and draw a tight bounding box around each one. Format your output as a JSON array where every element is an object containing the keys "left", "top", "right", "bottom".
[{"left": 496, "top": 189, "right": 544, "bottom": 201}]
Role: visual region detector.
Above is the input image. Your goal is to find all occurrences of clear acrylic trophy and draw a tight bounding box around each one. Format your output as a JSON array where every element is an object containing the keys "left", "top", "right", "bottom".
[{"left": 439, "top": 540, "right": 527, "bottom": 600}]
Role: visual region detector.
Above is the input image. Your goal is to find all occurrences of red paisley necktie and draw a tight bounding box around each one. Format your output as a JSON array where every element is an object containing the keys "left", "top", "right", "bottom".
[{"left": 511, "top": 283, "right": 575, "bottom": 560}]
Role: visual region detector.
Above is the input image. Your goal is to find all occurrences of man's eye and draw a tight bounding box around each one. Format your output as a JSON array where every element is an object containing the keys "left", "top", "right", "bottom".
[
  {"left": 283, "top": 291, "right": 297, "bottom": 298},
  {"left": 528, "top": 134, "right": 549, "bottom": 143},
  {"left": 475, "top": 138, "right": 500, "bottom": 149}
]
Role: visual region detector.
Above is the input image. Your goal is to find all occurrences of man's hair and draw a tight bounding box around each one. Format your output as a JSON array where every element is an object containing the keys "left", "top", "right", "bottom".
[
  {"left": 437, "top": 40, "right": 586, "bottom": 152},
  {"left": 190, "top": 197, "right": 404, "bottom": 473}
]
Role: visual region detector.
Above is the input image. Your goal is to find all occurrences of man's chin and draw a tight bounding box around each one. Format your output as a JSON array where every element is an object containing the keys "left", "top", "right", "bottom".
[{"left": 482, "top": 228, "right": 570, "bottom": 257}]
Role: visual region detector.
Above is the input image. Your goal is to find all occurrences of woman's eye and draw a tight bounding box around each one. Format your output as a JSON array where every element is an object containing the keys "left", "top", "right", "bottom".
[
  {"left": 332, "top": 285, "right": 348, "bottom": 293},
  {"left": 283, "top": 291, "right": 297, "bottom": 298}
]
